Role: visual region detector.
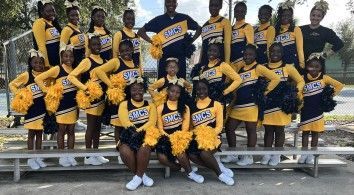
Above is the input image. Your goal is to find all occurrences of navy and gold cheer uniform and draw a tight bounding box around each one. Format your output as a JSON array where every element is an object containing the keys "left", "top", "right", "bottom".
[
  {"left": 254, "top": 22, "right": 275, "bottom": 65},
  {"left": 86, "top": 26, "right": 112, "bottom": 61},
  {"left": 148, "top": 75, "right": 192, "bottom": 97},
  {"left": 230, "top": 20, "right": 254, "bottom": 68},
  {"left": 113, "top": 27, "right": 141, "bottom": 67}
]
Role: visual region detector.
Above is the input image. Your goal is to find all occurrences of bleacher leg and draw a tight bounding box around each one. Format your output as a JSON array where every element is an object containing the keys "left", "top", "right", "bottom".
[
  {"left": 164, "top": 166, "right": 170, "bottom": 178},
  {"left": 313, "top": 155, "right": 319, "bottom": 178},
  {"left": 293, "top": 132, "right": 299, "bottom": 160},
  {"left": 14, "top": 158, "right": 20, "bottom": 182}
]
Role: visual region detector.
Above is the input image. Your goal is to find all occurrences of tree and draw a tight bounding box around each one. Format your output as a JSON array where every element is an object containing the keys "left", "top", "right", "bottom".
[{"left": 336, "top": 19, "right": 354, "bottom": 79}]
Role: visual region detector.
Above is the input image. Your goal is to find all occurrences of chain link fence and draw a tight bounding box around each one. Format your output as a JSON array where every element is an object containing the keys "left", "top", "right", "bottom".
[{"left": 1, "top": 30, "right": 353, "bottom": 117}]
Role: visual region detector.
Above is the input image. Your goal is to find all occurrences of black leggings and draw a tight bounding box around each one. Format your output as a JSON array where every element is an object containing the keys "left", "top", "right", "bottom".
[
  {"left": 189, "top": 150, "right": 221, "bottom": 176},
  {"left": 264, "top": 125, "right": 285, "bottom": 148},
  {"left": 57, "top": 124, "right": 75, "bottom": 150},
  {"left": 302, "top": 131, "right": 319, "bottom": 147},
  {"left": 85, "top": 114, "right": 102, "bottom": 149},
  {"left": 27, "top": 130, "right": 43, "bottom": 150}
]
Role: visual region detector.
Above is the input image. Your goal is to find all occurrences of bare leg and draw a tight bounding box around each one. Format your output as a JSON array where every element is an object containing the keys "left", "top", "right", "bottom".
[
  {"left": 311, "top": 132, "right": 319, "bottom": 147},
  {"left": 199, "top": 151, "right": 222, "bottom": 176},
  {"left": 274, "top": 126, "right": 285, "bottom": 147},
  {"left": 157, "top": 153, "right": 180, "bottom": 171},
  {"left": 57, "top": 124, "right": 67, "bottom": 150},
  {"left": 176, "top": 153, "right": 192, "bottom": 173},
  {"left": 225, "top": 118, "right": 242, "bottom": 147},
  {"left": 136, "top": 146, "right": 151, "bottom": 177},
  {"left": 119, "top": 144, "right": 137, "bottom": 173},
  {"left": 27, "top": 130, "right": 36, "bottom": 150}
]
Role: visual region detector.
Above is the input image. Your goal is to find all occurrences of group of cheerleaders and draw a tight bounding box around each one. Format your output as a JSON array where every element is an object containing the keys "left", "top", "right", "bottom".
[{"left": 9, "top": 0, "right": 346, "bottom": 190}]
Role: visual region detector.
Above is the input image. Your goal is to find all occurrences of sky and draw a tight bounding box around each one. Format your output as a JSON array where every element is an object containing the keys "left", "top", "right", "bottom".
[{"left": 133, "top": 0, "right": 352, "bottom": 28}]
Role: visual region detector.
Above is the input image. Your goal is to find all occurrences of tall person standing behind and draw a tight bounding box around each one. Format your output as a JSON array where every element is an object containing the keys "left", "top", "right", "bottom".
[
  {"left": 60, "top": 0, "right": 86, "bottom": 68},
  {"left": 113, "top": 9, "right": 142, "bottom": 70},
  {"left": 32, "top": 0, "right": 61, "bottom": 67},
  {"left": 86, "top": 6, "right": 113, "bottom": 61},
  {"left": 230, "top": 1, "right": 254, "bottom": 70},
  {"left": 300, "top": 0, "right": 343, "bottom": 65},
  {"left": 199, "top": 0, "right": 232, "bottom": 66},
  {"left": 137, "top": 0, "right": 202, "bottom": 79}
]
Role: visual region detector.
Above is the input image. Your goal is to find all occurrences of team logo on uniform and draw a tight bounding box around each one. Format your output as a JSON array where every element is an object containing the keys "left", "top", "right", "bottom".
[
  {"left": 240, "top": 72, "right": 251, "bottom": 80},
  {"left": 123, "top": 70, "right": 139, "bottom": 80},
  {"left": 129, "top": 108, "right": 149, "bottom": 121},
  {"left": 101, "top": 36, "right": 112, "bottom": 45},
  {"left": 61, "top": 78, "right": 72, "bottom": 86},
  {"left": 255, "top": 32, "right": 265, "bottom": 41},
  {"left": 304, "top": 81, "right": 322, "bottom": 92},
  {"left": 49, "top": 28, "right": 60, "bottom": 37},
  {"left": 163, "top": 112, "right": 182, "bottom": 124},
  {"left": 192, "top": 110, "right": 212, "bottom": 124},
  {"left": 78, "top": 34, "right": 85, "bottom": 43},
  {"left": 164, "top": 25, "right": 183, "bottom": 39},
  {"left": 232, "top": 30, "right": 240, "bottom": 39},
  {"left": 132, "top": 39, "right": 140, "bottom": 48},
  {"left": 30, "top": 84, "right": 41, "bottom": 93},
  {"left": 274, "top": 69, "right": 283, "bottom": 75},
  {"left": 201, "top": 69, "right": 217, "bottom": 80},
  {"left": 276, "top": 33, "right": 291, "bottom": 42},
  {"left": 202, "top": 24, "right": 216, "bottom": 34}
]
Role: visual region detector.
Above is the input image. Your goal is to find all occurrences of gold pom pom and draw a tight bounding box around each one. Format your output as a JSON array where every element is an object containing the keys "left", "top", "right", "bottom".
[
  {"left": 86, "top": 80, "right": 103, "bottom": 101},
  {"left": 76, "top": 90, "right": 91, "bottom": 109},
  {"left": 107, "top": 87, "right": 126, "bottom": 105},
  {"left": 194, "top": 125, "right": 221, "bottom": 151},
  {"left": 110, "top": 74, "right": 126, "bottom": 89},
  {"left": 150, "top": 35, "right": 163, "bottom": 59},
  {"left": 11, "top": 88, "right": 34, "bottom": 114},
  {"left": 44, "top": 82, "right": 64, "bottom": 113},
  {"left": 143, "top": 126, "right": 161, "bottom": 147},
  {"left": 169, "top": 130, "right": 193, "bottom": 156},
  {"left": 152, "top": 89, "right": 167, "bottom": 107}
]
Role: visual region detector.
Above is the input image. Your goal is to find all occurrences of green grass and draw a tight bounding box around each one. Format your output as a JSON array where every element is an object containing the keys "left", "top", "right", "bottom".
[{"left": 324, "top": 115, "right": 354, "bottom": 121}]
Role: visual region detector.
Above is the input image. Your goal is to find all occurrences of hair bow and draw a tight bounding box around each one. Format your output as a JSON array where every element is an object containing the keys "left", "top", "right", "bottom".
[
  {"left": 166, "top": 57, "right": 179, "bottom": 63},
  {"left": 314, "top": 0, "right": 329, "bottom": 15},
  {"left": 278, "top": 0, "right": 295, "bottom": 10},
  {"left": 307, "top": 52, "right": 325, "bottom": 61},
  {"left": 209, "top": 37, "right": 223, "bottom": 44},
  {"left": 127, "top": 76, "right": 144, "bottom": 86},
  {"left": 29, "top": 49, "right": 44, "bottom": 59},
  {"left": 40, "top": 0, "right": 53, "bottom": 5},
  {"left": 64, "top": 0, "right": 79, "bottom": 8},
  {"left": 92, "top": 5, "right": 106, "bottom": 13},
  {"left": 59, "top": 43, "right": 74, "bottom": 53}
]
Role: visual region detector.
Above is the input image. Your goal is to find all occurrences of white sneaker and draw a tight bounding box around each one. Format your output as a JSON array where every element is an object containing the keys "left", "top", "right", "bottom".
[
  {"left": 298, "top": 154, "right": 308, "bottom": 164},
  {"left": 59, "top": 157, "right": 71, "bottom": 167},
  {"left": 67, "top": 156, "right": 78, "bottom": 166},
  {"left": 187, "top": 171, "right": 204, "bottom": 184},
  {"left": 126, "top": 175, "right": 143, "bottom": 190},
  {"left": 27, "top": 158, "right": 40, "bottom": 170},
  {"left": 218, "top": 173, "right": 235, "bottom": 186},
  {"left": 306, "top": 155, "right": 314, "bottom": 164},
  {"left": 218, "top": 162, "right": 234, "bottom": 178},
  {"left": 268, "top": 155, "right": 281, "bottom": 166},
  {"left": 237, "top": 155, "right": 253, "bottom": 166},
  {"left": 35, "top": 158, "right": 47, "bottom": 168},
  {"left": 221, "top": 155, "right": 239, "bottom": 163},
  {"left": 260, "top": 154, "right": 271, "bottom": 165},
  {"left": 142, "top": 173, "right": 154, "bottom": 187},
  {"left": 96, "top": 156, "right": 109, "bottom": 164},
  {"left": 75, "top": 120, "right": 87, "bottom": 131},
  {"left": 117, "top": 156, "right": 124, "bottom": 164},
  {"left": 84, "top": 156, "right": 102, "bottom": 166}
]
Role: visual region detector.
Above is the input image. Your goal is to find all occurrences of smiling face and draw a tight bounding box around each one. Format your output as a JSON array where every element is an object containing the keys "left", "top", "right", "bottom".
[
  {"left": 166, "top": 61, "right": 179, "bottom": 77},
  {"left": 168, "top": 84, "right": 181, "bottom": 101},
  {"left": 119, "top": 43, "right": 133, "bottom": 61},
  {"left": 243, "top": 47, "right": 256, "bottom": 65},
  {"left": 68, "top": 9, "right": 80, "bottom": 26},
  {"left": 123, "top": 11, "right": 135, "bottom": 29},
  {"left": 209, "top": 0, "right": 222, "bottom": 17},
  {"left": 258, "top": 7, "right": 272, "bottom": 24},
  {"left": 196, "top": 81, "right": 209, "bottom": 100},
  {"left": 234, "top": 4, "right": 246, "bottom": 21},
  {"left": 92, "top": 10, "right": 106, "bottom": 27},
  {"left": 165, "top": 0, "right": 177, "bottom": 14},
  {"left": 281, "top": 9, "right": 293, "bottom": 25},
  {"left": 310, "top": 9, "right": 324, "bottom": 26},
  {"left": 269, "top": 44, "right": 283, "bottom": 63},
  {"left": 207, "top": 44, "right": 220, "bottom": 61},
  {"left": 130, "top": 83, "right": 144, "bottom": 102},
  {"left": 306, "top": 59, "right": 322, "bottom": 78},
  {"left": 31, "top": 56, "right": 45, "bottom": 72},
  {"left": 89, "top": 37, "right": 101, "bottom": 55},
  {"left": 61, "top": 50, "right": 74, "bottom": 66},
  {"left": 41, "top": 3, "right": 56, "bottom": 21}
]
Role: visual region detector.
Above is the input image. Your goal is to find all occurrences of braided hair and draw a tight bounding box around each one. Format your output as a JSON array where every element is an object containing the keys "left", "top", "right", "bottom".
[
  {"left": 274, "top": 6, "right": 295, "bottom": 36},
  {"left": 88, "top": 7, "right": 111, "bottom": 35},
  {"left": 37, "top": 1, "right": 62, "bottom": 32}
]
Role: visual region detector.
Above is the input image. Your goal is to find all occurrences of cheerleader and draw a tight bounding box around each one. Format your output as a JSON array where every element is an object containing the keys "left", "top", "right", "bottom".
[
  {"left": 156, "top": 81, "right": 204, "bottom": 184},
  {"left": 95, "top": 40, "right": 142, "bottom": 143},
  {"left": 301, "top": 0, "right": 343, "bottom": 62},
  {"left": 35, "top": 45, "right": 78, "bottom": 167},
  {"left": 148, "top": 58, "right": 192, "bottom": 104},
  {"left": 222, "top": 44, "right": 280, "bottom": 165},
  {"left": 118, "top": 77, "right": 156, "bottom": 190},
  {"left": 298, "top": 53, "right": 344, "bottom": 164},
  {"left": 188, "top": 79, "right": 234, "bottom": 186},
  {"left": 32, "top": 0, "right": 61, "bottom": 67},
  {"left": 255, "top": 5, "right": 275, "bottom": 65},
  {"left": 68, "top": 34, "right": 108, "bottom": 166},
  {"left": 60, "top": 0, "right": 86, "bottom": 68},
  {"left": 261, "top": 42, "right": 304, "bottom": 166},
  {"left": 199, "top": 0, "right": 232, "bottom": 65},
  {"left": 113, "top": 9, "right": 142, "bottom": 67},
  {"left": 199, "top": 38, "right": 242, "bottom": 105},
  {"left": 274, "top": 1, "right": 304, "bottom": 71},
  {"left": 231, "top": 1, "right": 254, "bottom": 69},
  {"left": 9, "top": 49, "right": 47, "bottom": 170},
  {"left": 86, "top": 6, "right": 112, "bottom": 61}
]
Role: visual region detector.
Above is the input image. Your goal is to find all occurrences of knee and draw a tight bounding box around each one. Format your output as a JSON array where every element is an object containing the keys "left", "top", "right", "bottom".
[
  {"left": 157, "top": 154, "right": 169, "bottom": 163},
  {"left": 119, "top": 145, "right": 132, "bottom": 157}
]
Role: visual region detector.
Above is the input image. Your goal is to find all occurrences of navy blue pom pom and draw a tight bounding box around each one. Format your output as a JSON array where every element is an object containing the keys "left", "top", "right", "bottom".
[{"left": 321, "top": 85, "right": 337, "bottom": 112}]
